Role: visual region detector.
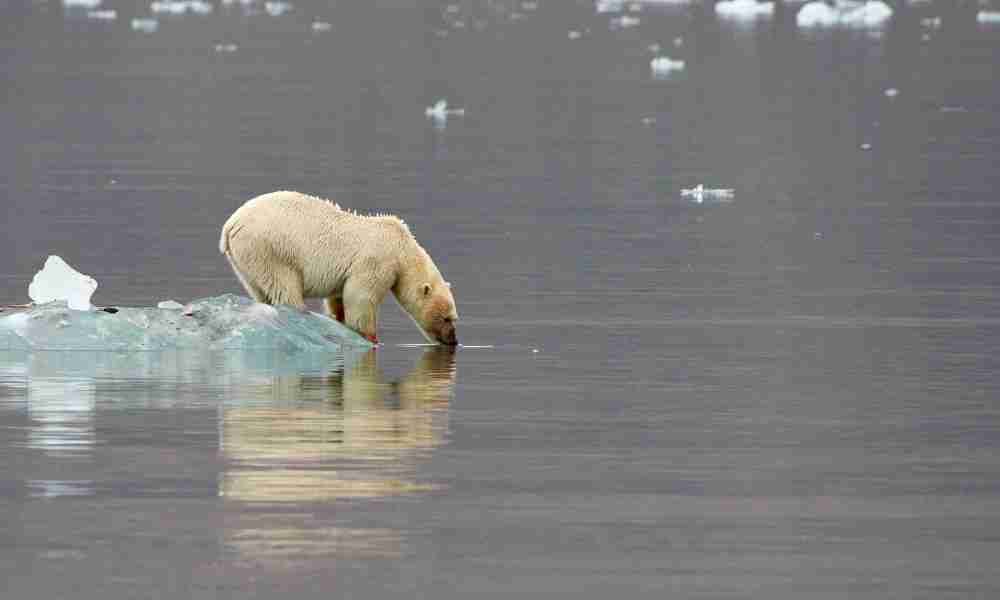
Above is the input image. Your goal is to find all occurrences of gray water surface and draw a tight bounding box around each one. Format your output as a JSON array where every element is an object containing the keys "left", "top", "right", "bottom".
[{"left": 2, "top": 1, "right": 1000, "bottom": 597}]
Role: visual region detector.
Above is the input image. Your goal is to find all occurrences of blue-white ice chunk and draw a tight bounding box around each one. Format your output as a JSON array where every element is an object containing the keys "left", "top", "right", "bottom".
[{"left": 0, "top": 294, "right": 370, "bottom": 352}]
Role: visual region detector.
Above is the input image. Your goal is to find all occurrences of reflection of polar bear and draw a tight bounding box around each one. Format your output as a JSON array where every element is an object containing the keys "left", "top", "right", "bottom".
[
  {"left": 220, "top": 347, "right": 457, "bottom": 503},
  {"left": 219, "top": 191, "right": 458, "bottom": 345}
]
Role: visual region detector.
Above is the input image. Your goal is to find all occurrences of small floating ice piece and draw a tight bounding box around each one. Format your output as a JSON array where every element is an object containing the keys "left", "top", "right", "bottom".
[
  {"left": 860, "top": 142, "right": 872, "bottom": 150},
  {"left": 978, "top": 11, "right": 1000, "bottom": 25},
  {"left": 596, "top": 0, "right": 624, "bottom": 14},
  {"left": 650, "top": 56, "right": 685, "bottom": 77},
  {"left": 157, "top": 300, "right": 185, "bottom": 310},
  {"left": 264, "top": 1, "right": 292, "bottom": 16},
  {"left": 87, "top": 9, "right": 116, "bottom": 19},
  {"left": 131, "top": 17, "right": 159, "bottom": 32},
  {"left": 522, "top": 1, "right": 538, "bottom": 11},
  {"left": 681, "top": 184, "right": 735, "bottom": 204},
  {"left": 150, "top": 0, "right": 213, "bottom": 15},
  {"left": 920, "top": 16, "right": 941, "bottom": 29},
  {"left": 715, "top": 0, "right": 774, "bottom": 20},
  {"left": 63, "top": 0, "right": 101, "bottom": 7},
  {"left": 425, "top": 100, "right": 465, "bottom": 121},
  {"left": 568, "top": 30, "right": 582, "bottom": 39},
  {"left": 884, "top": 87, "right": 898, "bottom": 98},
  {"left": 797, "top": 1, "right": 892, "bottom": 29},
  {"left": 610, "top": 15, "right": 640, "bottom": 28},
  {"left": 214, "top": 43, "right": 238, "bottom": 52},
  {"left": 311, "top": 21, "right": 332, "bottom": 32},
  {"left": 28, "top": 256, "right": 97, "bottom": 312}
]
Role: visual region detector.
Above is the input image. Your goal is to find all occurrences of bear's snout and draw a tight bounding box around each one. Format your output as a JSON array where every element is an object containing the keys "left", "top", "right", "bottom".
[{"left": 436, "top": 321, "right": 457, "bottom": 346}]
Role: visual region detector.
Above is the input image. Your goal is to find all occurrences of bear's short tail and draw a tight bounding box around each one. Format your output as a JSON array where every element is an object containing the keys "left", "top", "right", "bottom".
[{"left": 219, "top": 217, "right": 237, "bottom": 255}]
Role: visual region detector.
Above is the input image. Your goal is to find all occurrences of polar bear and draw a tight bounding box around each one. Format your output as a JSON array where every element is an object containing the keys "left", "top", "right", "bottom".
[{"left": 219, "top": 191, "right": 458, "bottom": 345}]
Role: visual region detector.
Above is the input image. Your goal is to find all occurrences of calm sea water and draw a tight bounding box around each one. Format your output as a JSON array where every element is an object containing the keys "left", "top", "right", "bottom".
[{"left": 2, "top": 1, "right": 1000, "bottom": 597}]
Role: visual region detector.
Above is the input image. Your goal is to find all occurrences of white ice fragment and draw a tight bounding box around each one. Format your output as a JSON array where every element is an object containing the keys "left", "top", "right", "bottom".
[
  {"left": 715, "top": 0, "right": 774, "bottom": 20},
  {"left": 150, "top": 0, "right": 213, "bottom": 15},
  {"left": 978, "top": 11, "right": 1000, "bottom": 25},
  {"left": 681, "top": 184, "right": 735, "bottom": 203},
  {"left": 311, "top": 21, "right": 331, "bottom": 32},
  {"left": 131, "top": 18, "right": 159, "bottom": 32},
  {"left": 63, "top": 0, "right": 101, "bottom": 7},
  {"left": 596, "top": 0, "right": 624, "bottom": 14},
  {"left": 797, "top": 1, "right": 892, "bottom": 29},
  {"left": 264, "top": 1, "right": 292, "bottom": 16},
  {"left": 157, "top": 300, "right": 185, "bottom": 310},
  {"left": 522, "top": 1, "right": 538, "bottom": 11},
  {"left": 673, "top": 36, "right": 683, "bottom": 47},
  {"left": 28, "top": 256, "right": 97, "bottom": 311},
  {"left": 641, "top": 116, "right": 656, "bottom": 125},
  {"left": 611, "top": 15, "right": 640, "bottom": 28},
  {"left": 568, "top": 30, "right": 582, "bottom": 39},
  {"left": 920, "top": 16, "right": 941, "bottom": 29},
  {"left": 214, "top": 43, "right": 238, "bottom": 52},
  {"left": 884, "top": 87, "right": 898, "bottom": 98},
  {"left": 650, "top": 56, "right": 685, "bottom": 77},
  {"left": 860, "top": 142, "right": 872, "bottom": 150},
  {"left": 425, "top": 100, "right": 465, "bottom": 122},
  {"left": 87, "top": 9, "right": 116, "bottom": 19}
]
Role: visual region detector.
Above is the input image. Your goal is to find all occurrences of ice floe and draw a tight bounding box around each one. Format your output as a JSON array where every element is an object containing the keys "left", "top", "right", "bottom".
[
  {"left": 797, "top": 1, "right": 892, "bottom": 29},
  {"left": 979, "top": 11, "right": 1000, "bottom": 25},
  {"left": 425, "top": 100, "right": 465, "bottom": 123},
  {"left": 1, "top": 294, "right": 369, "bottom": 351},
  {"left": 610, "top": 15, "right": 640, "bottom": 28},
  {"left": 264, "top": 1, "right": 292, "bottom": 16},
  {"left": 650, "top": 56, "right": 685, "bottom": 77},
  {"left": 62, "top": 0, "right": 102, "bottom": 8},
  {"left": 86, "top": 9, "right": 116, "bottom": 20},
  {"left": 715, "top": 0, "right": 774, "bottom": 20},
  {"left": 130, "top": 17, "right": 159, "bottom": 32},
  {"left": 28, "top": 256, "right": 97, "bottom": 312},
  {"left": 311, "top": 21, "right": 332, "bottom": 32},
  {"left": 681, "top": 184, "right": 735, "bottom": 203},
  {"left": 150, "top": 0, "right": 213, "bottom": 15}
]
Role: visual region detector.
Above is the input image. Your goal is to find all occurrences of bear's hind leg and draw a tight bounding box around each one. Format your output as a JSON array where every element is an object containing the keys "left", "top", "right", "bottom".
[
  {"left": 261, "top": 264, "right": 306, "bottom": 310},
  {"left": 226, "top": 254, "right": 270, "bottom": 303}
]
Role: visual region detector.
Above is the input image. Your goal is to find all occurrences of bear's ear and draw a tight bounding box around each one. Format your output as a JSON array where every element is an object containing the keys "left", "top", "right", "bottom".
[{"left": 422, "top": 283, "right": 432, "bottom": 297}]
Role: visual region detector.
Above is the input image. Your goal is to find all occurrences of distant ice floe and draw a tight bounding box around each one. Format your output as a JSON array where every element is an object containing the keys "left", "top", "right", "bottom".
[
  {"left": 715, "top": 0, "right": 774, "bottom": 20},
  {"left": 157, "top": 300, "right": 185, "bottom": 310},
  {"left": 311, "top": 21, "right": 332, "bottom": 32},
  {"left": 681, "top": 185, "right": 735, "bottom": 204},
  {"left": 28, "top": 256, "right": 97, "bottom": 312},
  {"left": 425, "top": 100, "right": 465, "bottom": 125},
  {"left": 568, "top": 30, "right": 582, "bottom": 39},
  {"left": 610, "top": 14, "right": 640, "bottom": 28},
  {"left": 979, "top": 11, "right": 1000, "bottom": 25},
  {"left": 650, "top": 56, "right": 685, "bottom": 77},
  {"left": 87, "top": 9, "right": 116, "bottom": 20},
  {"left": 264, "top": 1, "right": 292, "bottom": 16},
  {"left": 150, "top": 0, "right": 213, "bottom": 15},
  {"left": 215, "top": 43, "right": 238, "bottom": 52},
  {"left": 797, "top": 1, "right": 892, "bottom": 29},
  {"left": 131, "top": 17, "right": 159, "bottom": 32},
  {"left": 596, "top": 0, "right": 624, "bottom": 13},
  {"left": 62, "top": 0, "right": 102, "bottom": 8}
]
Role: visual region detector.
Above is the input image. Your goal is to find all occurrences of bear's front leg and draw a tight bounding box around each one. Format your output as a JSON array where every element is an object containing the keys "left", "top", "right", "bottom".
[
  {"left": 324, "top": 295, "right": 345, "bottom": 323},
  {"left": 342, "top": 278, "right": 382, "bottom": 344}
]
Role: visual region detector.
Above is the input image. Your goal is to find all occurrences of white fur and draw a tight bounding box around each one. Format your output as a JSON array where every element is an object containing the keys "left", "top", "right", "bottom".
[{"left": 220, "top": 191, "right": 457, "bottom": 342}]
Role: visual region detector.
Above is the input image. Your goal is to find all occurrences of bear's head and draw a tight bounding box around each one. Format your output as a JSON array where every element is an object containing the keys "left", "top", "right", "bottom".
[{"left": 395, "top": 249, "right": 459, "bottom": 346}]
